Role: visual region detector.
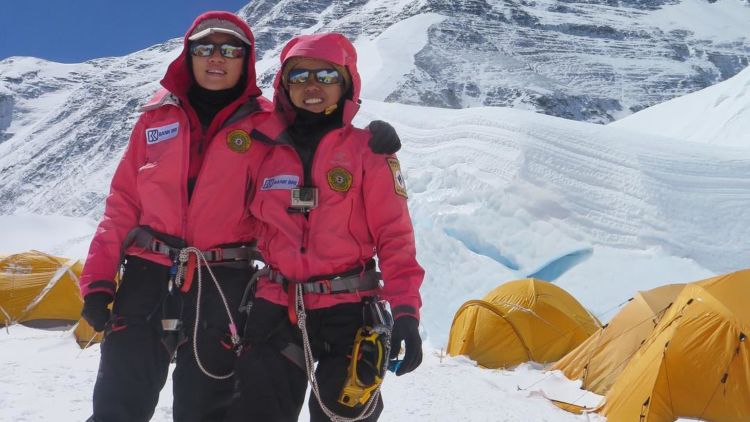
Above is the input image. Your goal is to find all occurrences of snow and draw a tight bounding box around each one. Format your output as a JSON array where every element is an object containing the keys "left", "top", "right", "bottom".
[
  {"left": 3, "top": 81, "right": 748, "bottom": 418},
  {"left": 0, "top": 214, "right": 97, "bottom": 259},
  {"left": 611, "top": 65, "right": 750, "bottom": 147},
  {"left": 356, "top": 13, "right": 447, "bottom": 101},
  {"left": 641, "top": 0, "right": 750, "bottom": 42},
  {"left": 0, "top": 324, "right": 604, "bottom": 422},
  {"left": 3, "top": 16, "right": 750, "bottom": 422}
]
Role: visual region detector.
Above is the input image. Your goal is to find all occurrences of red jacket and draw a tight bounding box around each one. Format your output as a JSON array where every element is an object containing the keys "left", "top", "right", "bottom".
[
  {"left": 250, "top": 33, "right": 424, "bottom": 319},
  {"left": 80, "top": 11, "right": 270, "bottom": 297}
]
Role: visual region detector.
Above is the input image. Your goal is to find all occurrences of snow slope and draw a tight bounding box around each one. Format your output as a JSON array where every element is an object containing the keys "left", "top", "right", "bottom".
[
  {"left": 355, "top": 101, "right": 746, "bottom": 345},
  {"left": 611, "top": 65, "right": 750, "bottom": 147}
]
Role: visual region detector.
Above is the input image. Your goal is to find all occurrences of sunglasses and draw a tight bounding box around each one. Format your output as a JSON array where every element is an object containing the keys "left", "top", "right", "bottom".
[
  {"left": 190, "top": 43, "right": 246, "bottom": 59},
  {"left": 287, "top": 68, "right": 343, "bottom": 85}
]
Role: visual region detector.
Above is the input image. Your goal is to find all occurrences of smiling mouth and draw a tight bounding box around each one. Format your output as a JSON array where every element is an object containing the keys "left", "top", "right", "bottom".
[
  {"left": 206, "top": 69, "right": 227, "bottom": 75},
  {"left": 304, "top": 98, "right": 323, "bottom": 105}
]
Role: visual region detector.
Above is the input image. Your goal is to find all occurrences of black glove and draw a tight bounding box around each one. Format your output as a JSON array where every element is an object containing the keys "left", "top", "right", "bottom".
[
  {"left": 367, "top": 120, "right": 401, "bottom": 154},
  {"left": 389, "top": 316, "right": 422, "bottom": 376},
  {"left": 81, "top": 292, "right": 113, "bottom": 332}
]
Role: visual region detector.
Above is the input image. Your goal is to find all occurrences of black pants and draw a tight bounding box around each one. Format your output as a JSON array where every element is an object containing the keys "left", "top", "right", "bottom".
[
  {"left": 90, "top": 255, "right": 252, "bottom": 422},
  {"left": 225, "top": 298, "right": 384, "bottom": 422}
]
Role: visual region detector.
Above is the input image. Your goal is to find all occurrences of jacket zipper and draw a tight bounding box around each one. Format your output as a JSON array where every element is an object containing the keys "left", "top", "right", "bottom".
[
  {"left": 283, "top": 143, "right": 310, "bottom": 254},
  {"left": 185, "top": 112, "right": 222, "bottom": 243},
  {"left": 300, "top": 128, "right": 346, "bottom": 255},
  {"left": 181, "top": 111, "right": 191, "bottom": 242}
]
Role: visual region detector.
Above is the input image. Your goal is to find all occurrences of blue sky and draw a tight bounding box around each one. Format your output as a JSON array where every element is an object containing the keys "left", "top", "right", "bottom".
[{"left": 0, "top": 1, "right": 249, "bottom": 63}]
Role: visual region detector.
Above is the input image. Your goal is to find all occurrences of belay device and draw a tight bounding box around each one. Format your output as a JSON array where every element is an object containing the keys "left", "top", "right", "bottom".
[{"left": 338, "top": 297, "right": 393, "bottom": 408}]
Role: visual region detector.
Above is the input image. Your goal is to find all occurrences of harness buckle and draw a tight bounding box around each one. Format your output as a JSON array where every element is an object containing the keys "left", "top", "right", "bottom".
[
  {"left": 203, "top": 248, "right": 223, "bottom": 262},
  {"left": 311, "top": 279, "right": 332, "bottom": 294},
  {"left": 161, "top": 318, "right": 182, "bottom": 332},
  {"left": 150, "top": 239, "right": 170, "bottom": 256}
]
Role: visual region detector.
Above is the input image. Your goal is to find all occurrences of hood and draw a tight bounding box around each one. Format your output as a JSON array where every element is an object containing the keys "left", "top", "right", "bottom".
[
  {"left": 273, "top": 33, "right": 361, "bottom": 125},
  {"left": 160, "top": 11, "right": 261, "bottom": 101}
]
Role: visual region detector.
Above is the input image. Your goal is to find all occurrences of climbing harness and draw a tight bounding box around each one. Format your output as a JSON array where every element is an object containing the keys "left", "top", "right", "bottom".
[
  {"left": 127, "top": 227, "right": 260, "bottom": 269},
  {"left": 121, "top": 226, "right": 261, "bottom": 379},
  {"left": 160, "top": 261, "right": 187, "bottom": 361},
  {"left": 264, "top": 259, "right": 380, "bottom": 326},
  {"left": 266, "top": 259, "right": 380, "bottom": 295},
  {"left": 238, "top": 267, "right": 267, "bottom": 317}
]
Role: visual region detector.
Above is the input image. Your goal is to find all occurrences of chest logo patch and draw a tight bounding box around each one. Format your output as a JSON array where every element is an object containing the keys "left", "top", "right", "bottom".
[
  {"left": 227, "top": 130, "right": 252, "bottom": 153},
  {"left": 327, "top": 167, "right": 353, "bottom": 193},
  {"left": 145, "top": 122, "right": 179, "bottom": 145},
  {"left": 387, "top": 158, "right": 408, "bottom": 198},
  {"left": 261, "top": 175, "right": 300, "bottom": 190}
]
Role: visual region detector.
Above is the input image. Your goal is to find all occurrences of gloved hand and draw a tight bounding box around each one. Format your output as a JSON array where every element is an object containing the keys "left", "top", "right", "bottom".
[
  {"left": 367, "top": 120, "right": 401, "bottom": 154},
  {"left": 389, "top": 316, "right": 422, "bottom": 376},
  {"left": 81, "top": 292, "right": 113, "bottom": 332}
]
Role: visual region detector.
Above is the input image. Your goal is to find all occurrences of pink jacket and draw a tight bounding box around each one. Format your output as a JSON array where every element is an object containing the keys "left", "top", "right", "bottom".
[
  {"left": 80, "top": 11, "right": 271, "bottom": 298},
  {"left": 250, "top": 33, "right": 424, "bottom": 319}
]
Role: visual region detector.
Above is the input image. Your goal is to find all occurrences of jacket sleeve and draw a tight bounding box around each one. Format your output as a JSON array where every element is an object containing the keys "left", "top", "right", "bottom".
[
  {"left": 361, "top": 144, "right": 424, "bottom": 321},
  {"left": 79, "top": 116, "right": 147, "bottom": 298}
]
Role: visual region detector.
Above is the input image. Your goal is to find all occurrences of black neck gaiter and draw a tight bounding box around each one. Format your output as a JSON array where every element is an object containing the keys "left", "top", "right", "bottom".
[
  {"left": 288, "top": 103, "right": 345, "bottom": 181},
  {"left": 187, "top": 83, "right": 245, "bottom": 128}
]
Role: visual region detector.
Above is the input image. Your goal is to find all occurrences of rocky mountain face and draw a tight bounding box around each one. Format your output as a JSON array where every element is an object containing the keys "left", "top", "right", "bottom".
[
  {"left": 0, "top": 0, "right": 748, "bottom": 217},
  {"left": 0, "top": 43, "right": 179, "bottom": 217},
  {"left": 240, "top": 0, "right": 750, "bottom": 122}
]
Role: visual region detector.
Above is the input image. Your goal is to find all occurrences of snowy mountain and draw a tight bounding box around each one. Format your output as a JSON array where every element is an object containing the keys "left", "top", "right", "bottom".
[
  {"left": 240, "top": 0, "right": 750, "bottom": 122},
  {"left": 1, "top": 0, "right": 749, "bottom": 216}
]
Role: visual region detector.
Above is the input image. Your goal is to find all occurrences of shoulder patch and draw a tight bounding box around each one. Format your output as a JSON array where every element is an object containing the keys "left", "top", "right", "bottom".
[
  {"left": 145, "top": 122, "right": 179, "bottom": 145},
  {"left": 387, "top": 157, "right": 408, "bottom": 198},
  {"left": 227, "top": 130, "right": 252, "bottom": 153},
  {"left": 327, "top": 167, "right": 353, "bottom": 192}
]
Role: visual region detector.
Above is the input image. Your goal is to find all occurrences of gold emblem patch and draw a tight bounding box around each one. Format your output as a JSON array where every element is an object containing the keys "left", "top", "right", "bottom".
[
  {"left": 327, "top": 167, "right": 353, "bottom": 192},
  {"left": 387, "top": 158, "right": 408, "bottom": 198},
  {"left": 226, "top": 130, "right": 252, "bottom": 153}
]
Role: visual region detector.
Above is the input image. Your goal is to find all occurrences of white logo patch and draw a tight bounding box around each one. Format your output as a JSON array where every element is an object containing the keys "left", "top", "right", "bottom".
[
  {"left": 261, "top": 175, "right": 300, "bottom": 190},
  {"left": 145, "top": 122, "right": 180, "bottom": 145}
]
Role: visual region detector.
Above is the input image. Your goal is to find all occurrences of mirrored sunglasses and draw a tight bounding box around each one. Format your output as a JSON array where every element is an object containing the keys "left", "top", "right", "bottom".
[
  {"left": 190, "top": 43, "right": 246, "bottom": 59},
  {"left": 287, "top": 68, "right": 343, "bottom": 85}
]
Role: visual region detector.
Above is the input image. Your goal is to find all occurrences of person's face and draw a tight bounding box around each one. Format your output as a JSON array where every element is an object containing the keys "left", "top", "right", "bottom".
[
  {"left": 287, "top": 58, "right": 344, "bottom": 114},
  {"left": 191, "top": 33, "right": 245, "bottom": 91}
]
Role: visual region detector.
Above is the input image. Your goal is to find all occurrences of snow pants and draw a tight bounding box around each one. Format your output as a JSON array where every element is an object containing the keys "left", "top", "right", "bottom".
[
  {"left": 225, "top": 298, "right": 384, "bottom": 422},
  {"left": 89, "top": 255, "right": 253, "bottom": 422}
]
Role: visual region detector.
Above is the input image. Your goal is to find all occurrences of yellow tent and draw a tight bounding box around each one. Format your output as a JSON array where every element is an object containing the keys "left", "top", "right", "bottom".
[
  {"left": 0, "top": 250, "right": 101, "bottom": 348},
  {"left": 552, "top": 283, "right": 685, "bottom": 395},
  {"left": 447, "top": 278, "right": 601, "bottom": 368},
  {"left": 600, "top": 269, "right": 750, "bottom": 422}
]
